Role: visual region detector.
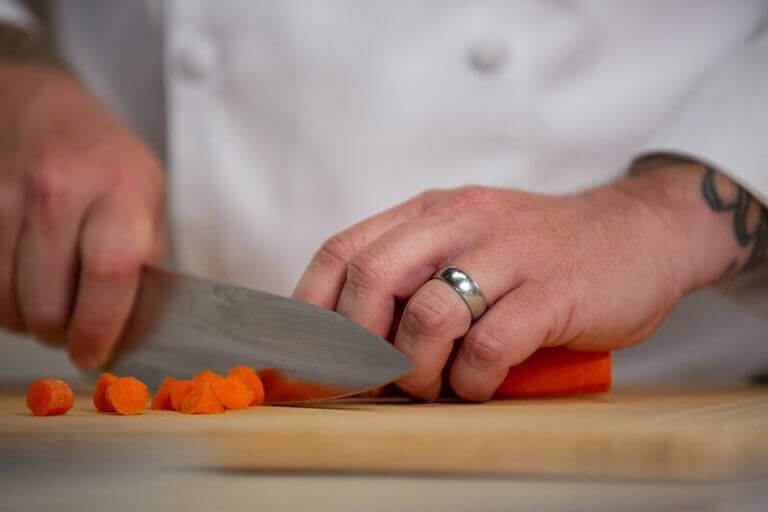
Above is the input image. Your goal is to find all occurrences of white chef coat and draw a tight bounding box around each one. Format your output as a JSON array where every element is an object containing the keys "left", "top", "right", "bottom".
[{"left": 1, "top": 0, "right": 767, "bottom": 385}]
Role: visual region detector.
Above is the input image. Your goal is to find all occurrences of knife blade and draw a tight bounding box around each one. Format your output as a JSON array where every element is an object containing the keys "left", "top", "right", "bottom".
[{"left": 103, "top": 266, "right": 411, "bottom": 402}]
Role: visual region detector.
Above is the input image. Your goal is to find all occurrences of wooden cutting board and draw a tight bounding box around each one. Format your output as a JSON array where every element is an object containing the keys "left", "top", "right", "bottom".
[{"left": 1, "top": 386, "right": 767, "bottom": 481}]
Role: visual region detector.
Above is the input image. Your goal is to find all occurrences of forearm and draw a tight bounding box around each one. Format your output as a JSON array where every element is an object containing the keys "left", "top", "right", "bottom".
[{"left": 617, "top": 156, "right": 767, "bottom": 293}]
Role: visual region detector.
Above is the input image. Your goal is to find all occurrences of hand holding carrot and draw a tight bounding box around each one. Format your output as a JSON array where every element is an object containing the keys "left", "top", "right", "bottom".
[{"left": 294, "top": 161, "right": 764, "bottom": 401}]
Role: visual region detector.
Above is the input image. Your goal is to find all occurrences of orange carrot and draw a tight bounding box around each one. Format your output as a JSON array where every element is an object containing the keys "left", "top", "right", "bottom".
[
  {"left": 192, "top": 369, "right": 224, "bottom": 387},
  {"left": 212, "top": 376, "right": 253, "bottom": 410},
  {"left": 227, "top": 365, "right": 265, "bottom": 406},
  {"left": 106, "top": 376, "right": 149, "bottom": 415},
  {"left": 169, "top": 379, "right": 196, "bottom": 411},
  {"left": 280, "top": 381, "right": 342, "bottom": 402},
  {"left": 151, "top": 377, "right": 176, "bottom": 410},
  {"left": 258, "top": 368, "right": 293, "bottom": 403},
  {"left": 92, "top": 372, "right": 119, "bottom": 412},
  {"left": 493, "top": 347, "right": 612, "bottom": 399},
  {"left": 181, "top": 383, "right": 225, "bottom": 414},
  {"left": 257, "top": 368, "right": 341, "bottom": 403},
  {"left": 26, "top": 379, "right": 74, "bottom": 416}
]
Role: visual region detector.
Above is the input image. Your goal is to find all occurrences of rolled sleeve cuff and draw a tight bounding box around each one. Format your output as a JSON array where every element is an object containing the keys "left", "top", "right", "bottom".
[{"left": 631, "top": 30, "right": 768, "bottom": 304}]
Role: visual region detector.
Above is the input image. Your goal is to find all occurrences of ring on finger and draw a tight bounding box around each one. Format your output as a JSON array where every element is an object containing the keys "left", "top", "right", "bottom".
[{"left": 432, "top": 267, "right": 488, "bottom": 321}]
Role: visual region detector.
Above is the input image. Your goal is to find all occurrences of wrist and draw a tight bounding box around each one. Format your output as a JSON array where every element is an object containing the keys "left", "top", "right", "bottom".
[{"left": 613, "top": 157, "right": 763, "bottom": 293}]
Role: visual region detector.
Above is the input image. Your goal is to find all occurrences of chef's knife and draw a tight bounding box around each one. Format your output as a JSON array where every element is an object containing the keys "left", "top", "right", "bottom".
[{"left": 103, "top": 266, "right": 411, "bottom": 402}]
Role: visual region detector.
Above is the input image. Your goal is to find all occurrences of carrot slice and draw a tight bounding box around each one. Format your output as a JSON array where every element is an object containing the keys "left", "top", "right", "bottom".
[
  {"left": 181, "top": 383, "right": 225, "bottom": 414},
  {"left": 151, "top": 377, "right": 176, "bottom": 410},
  {"left": 257, "top": 368, "right": 341, "bottom": 403},
  {"left": 228, "top": 365, "right": 265, "bottom": 406},
  {"left": 106, "top": 376, "right": 149, "bottom": 415},
  {"left": 92, "top": 372, "right": 118, "bottom": 412},
  {"left": 280, "top": 380, "right": 342, "bottom": 402},
  {"left": 192, "top": 369, "right": 224, "bottom": 387},
  {"left": 26, "top": 379, "right": 74, "bottom": 416},
  {"left": 212, "top": 376, "right": 253, "bottom": 410},
  {"left": 493, "top": 347, "right": 612, "bottom": 399},
  {"left": 169, "top": 379, "right": 196, "bottom": 411},
  {"left": 258, "top": 368, "right": 293, "bottom": 403}
]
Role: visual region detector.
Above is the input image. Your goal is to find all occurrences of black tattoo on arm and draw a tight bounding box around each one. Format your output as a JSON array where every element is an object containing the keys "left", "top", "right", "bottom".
[
  {"left": 0, "top": 22, "right": 58, "bottom": 65},
  {"left": 701, "top": 167, "right": 768, "bottom": 272}
]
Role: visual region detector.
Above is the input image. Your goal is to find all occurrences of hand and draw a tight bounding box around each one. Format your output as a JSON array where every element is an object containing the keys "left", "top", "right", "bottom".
[
  {"left": 294, "top": 164, "right": 745, "bottom": 401},
  {"left": 0, "top": 66, "right": 166, "bottom": 369}
]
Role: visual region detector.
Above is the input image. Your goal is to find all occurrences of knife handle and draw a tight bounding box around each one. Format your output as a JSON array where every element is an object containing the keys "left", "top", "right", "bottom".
[{"left": 493, "top": 347, "right": 611, "bottom": 399}]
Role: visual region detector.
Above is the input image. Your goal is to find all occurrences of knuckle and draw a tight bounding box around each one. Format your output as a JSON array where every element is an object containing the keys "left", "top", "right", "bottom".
[
  {"left": 463, "top": 326, "right": 507, "bottom": 366},
  {"left": 110, "top": 164, "right": 148, "bottom": 193},
  {"left": 28, "top": 161, "right": 69, "bottom": 214},
  {"left": 452, "top": 186, "right": 491, "bottom": 210},
  {"left": 314, "top": 232, "right": 357, "bottom": 270},
  {"left": 427, "top": 185, "right": 490, "bottom": 217},
  {"left": 404, "top": 288, "right": 459, "bottom": 334},
  {"left": 416, "top": 188, "right": 443, "bottom": 209},
  {"left": 346, "top": 245, "right": 391, "bottom": 290}
]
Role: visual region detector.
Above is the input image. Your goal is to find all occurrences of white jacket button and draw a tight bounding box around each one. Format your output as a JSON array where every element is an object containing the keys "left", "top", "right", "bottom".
[
  {"left": 467, "top": 41, "right": 508, "bottom": 74},
  {"left": 176, "top": 37, "right": 217, "bottom": 80}
]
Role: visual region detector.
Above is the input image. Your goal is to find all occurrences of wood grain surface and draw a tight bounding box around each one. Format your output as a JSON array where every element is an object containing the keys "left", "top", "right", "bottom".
[{"left": 2, "top": 387, "right": 767, "bottom": 481}]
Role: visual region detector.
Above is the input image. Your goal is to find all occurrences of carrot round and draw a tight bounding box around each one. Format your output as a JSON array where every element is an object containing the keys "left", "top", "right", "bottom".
[
  {"left": 258, "top": 368, "right": 293, "bottom": 403},
  {"left": 493, "top": 347, "right": 612, "bottom": 399},
  {"left": 106, "top": 376, "right": 149, "bottom": 415},
  {"left": 257, "top": 368, "right": 341, "bottom": 403},
  {"left": 228, "top": 365, "right": 265, "bottom": 406},
  {"left": 181, "top": 383, "right": 225, "bottom": 414},
  {"left": 169, "top": 379, "right": 196, "bottom": 411},
  {"left": 26, "top": 379, "right": 74, "bottom": 416},
  {"left": 151, "top": 377, "right": 177, "bottom": 411},
  {"left": 192, "top": 369, "right": 224, "bottom": 387},
  {"left": 212, "top": 376, "right": 253, "bottom": 410},
  {"left": 92, "top": 372, "right": 118, "bottom": 412}
]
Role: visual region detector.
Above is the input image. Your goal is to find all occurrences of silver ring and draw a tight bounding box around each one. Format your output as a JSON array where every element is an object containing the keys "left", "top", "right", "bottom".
[{"left": 432, "top": 267, "right": 488, "bottom": 320}]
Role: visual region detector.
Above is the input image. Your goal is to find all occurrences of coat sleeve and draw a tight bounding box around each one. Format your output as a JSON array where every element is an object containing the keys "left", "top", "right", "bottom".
[
  {"left": 0, "top": 0, "right": 37, "bottom": 29},
  {"left": 632, "top": 21, "right": 768, "bottom": 310}
]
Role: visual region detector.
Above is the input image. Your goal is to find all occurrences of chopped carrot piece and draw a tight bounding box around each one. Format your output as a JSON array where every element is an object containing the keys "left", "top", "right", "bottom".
[
  {"left": 181, "top": 383, "right": 225, "bottom": 414},
  {"left": 192, "top": 369, "right": 224, "bottom": 387},
  {"left": 169, "top": 379, "right": 196, "bottom": 411},
  {"left": 280, "top": 381, "right": 342, "bottom": 402},
  {"left": 106, "top": 376, "right": 149, "bottom": 415},
  {"left": 92, "top": 372, "right": 118, "bottom": 412},
  {"left": 212, "top": 376, "right": 253, "bottom": 410},
  {"left": 493, "top": 347, "right": 612, "bottom": 399},
  {"left": 151, "top": 377, "right": 176, "bottom": 410},
  {"left": 258, "top": 368, "right": 293, "bottom": 403},
  {"left": 257, "top": 368, "right": 341, "bottom": 403},
  {"left": 26, "top": 378, "right": 74, "bottom": 416},
  {"left": 228, "top": 365, "right": 265, "bottom": 406}
]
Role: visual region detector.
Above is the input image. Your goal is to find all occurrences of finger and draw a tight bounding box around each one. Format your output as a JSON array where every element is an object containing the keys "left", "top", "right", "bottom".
[
  {"left": 15, "top": 165, "right": 96, "bottom": 344},
  {"left": 67, "top": 195, "right": 156, "bottom": 369},
  {"left": 450, "top": 283, "right": 555, "bottom": 401},
  {"left": 394, "top": 245, "right": 523, "bottom": 400},
  {"left": 0, "top": 182, "right": 24, "bottom": 331},
  {"left": 335, "top": 214, "right": 480, "bottom": 340},
  {"left": 292, "top": 189, "right": 448, "bottom": 310},
  {"left": 392, "top": 280, "right": 470, "bottom": 400}
]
